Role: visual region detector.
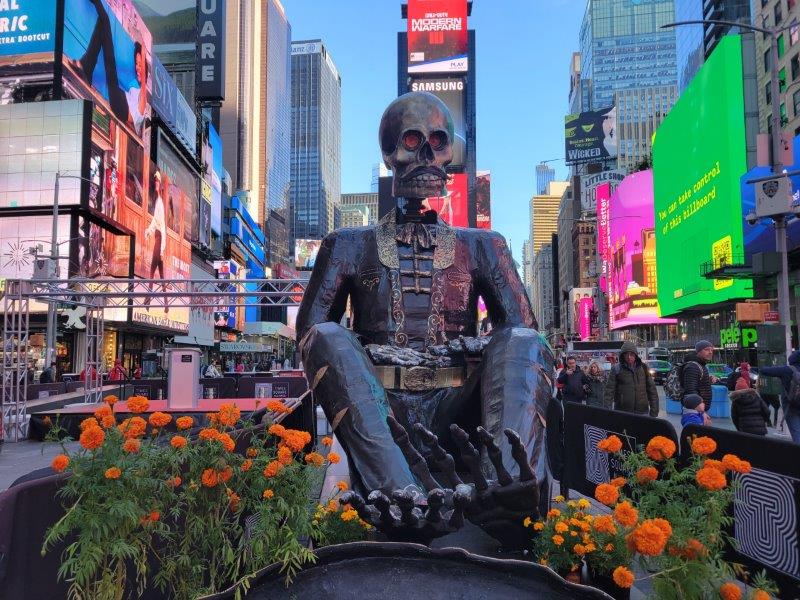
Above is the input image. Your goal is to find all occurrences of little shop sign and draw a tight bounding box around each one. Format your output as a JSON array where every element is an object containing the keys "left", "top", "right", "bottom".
[{"left": 720, "top": 324, "right": 758, "bottom": 349}]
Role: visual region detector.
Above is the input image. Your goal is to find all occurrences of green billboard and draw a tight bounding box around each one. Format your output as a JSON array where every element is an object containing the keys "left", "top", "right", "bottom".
[{"left": 653, "top": 35, "right": 752, "bottom": 316}]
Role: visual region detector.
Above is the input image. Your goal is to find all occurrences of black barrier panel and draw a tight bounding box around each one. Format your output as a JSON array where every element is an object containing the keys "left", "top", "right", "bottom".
[
  {"left": 563, "top": 403, "right": 679, "bottom": 499},
  {"left": 680, "top": 425, "right": 800, "bottom": 595}
]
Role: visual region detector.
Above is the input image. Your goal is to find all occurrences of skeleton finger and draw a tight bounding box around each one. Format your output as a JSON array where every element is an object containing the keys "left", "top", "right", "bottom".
[
  {"left": 340, "top": 491, "right": 373, "bottom": 522},
  {"left": 477, "top": 426, "right": 512, "bottom": 486},
  {"left": 392, "top": 489, "right": 419, "bottom": 526},
  {"left": 450, "top": 424, "right": 488, "bottom": 491},
  {"left": 504, "top": 428, "right": 535, "bottom": 482},
  {"left": 448, "top": 483, "right": 471, "bottom": 530},
  {"left": 424, "top": 488, "right": 445, "bottom": 523},
  {"left": 387, "top": 415, "right": 443, "bottom": 491},
  {"left": 413, "top": 423, "right": 463, "bottom": 487},
  {"left": 368, "top": 490, "right": 397, "bottom": 527}
]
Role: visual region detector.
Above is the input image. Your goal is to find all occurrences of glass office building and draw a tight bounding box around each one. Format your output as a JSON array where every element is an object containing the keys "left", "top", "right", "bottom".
[
  {"left": 290, "top": 40, "right": 342, "bottom": 246},
  {"left": 265, "top": 0, "right": 292, "bottom": 266},
  {"left": 579, "top": 0, "right": 678, "bottom": 109}
]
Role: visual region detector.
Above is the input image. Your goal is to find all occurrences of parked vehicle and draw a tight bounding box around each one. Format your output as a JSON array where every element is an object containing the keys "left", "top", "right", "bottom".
[
  {"left": 645, "top": 360, "right": 672, "bottom": 384},
  {"left": 707, "top": 363, "right": 733, "bottom": 379}
]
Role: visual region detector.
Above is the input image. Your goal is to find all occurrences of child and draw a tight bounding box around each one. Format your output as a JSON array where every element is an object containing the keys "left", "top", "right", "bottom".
[
  {"left": 681, "top": 393, "right": 707, "bottom": 427},
  {"left": 730, "top": 380, "right": 771, "bottom": 436}
]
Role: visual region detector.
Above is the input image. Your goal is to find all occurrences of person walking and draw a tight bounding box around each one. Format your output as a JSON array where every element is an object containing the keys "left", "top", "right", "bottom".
[
  {"left": 735, "top": 362, "right": 753, "bottom": 390},
  {"left": 758, "top": 350, "right": 800, "bottom": 443},
  {"left": 556, "top": 356, "right": 589, "bottom": 403},
  {"left": 108, "top": 359, "right": 128, "bottom": 381},
  {"left": 39, "top": 361, "right": 57, "bottom": 384},
  {"left": 585, "top": 362, "right": 606, "bottom": 407},
  {"left": 604, "top": 341, "right": 659, "bottom": 416},
  {"left": 682, "top": 340, "right": 717, "bottom": 417},
  {"left": 730, "top": 377, "right": 771, "bottom": 436}
]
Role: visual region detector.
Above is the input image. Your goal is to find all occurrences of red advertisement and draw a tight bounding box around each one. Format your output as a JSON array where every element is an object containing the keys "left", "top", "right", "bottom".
[
  {"left": 424, "top": 173, "right": 468, "bottom": 227},
  {"left": 407, "top": 0, "right": 468, "bottom": 74},
  {"left": 476, "top": 170, "right": 491, "bottom": 229}
]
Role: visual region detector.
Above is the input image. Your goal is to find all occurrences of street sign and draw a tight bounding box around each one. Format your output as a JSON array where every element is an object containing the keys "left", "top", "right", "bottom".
[{"left": 764, "top": 310, "right": 780, "bottom": 322}]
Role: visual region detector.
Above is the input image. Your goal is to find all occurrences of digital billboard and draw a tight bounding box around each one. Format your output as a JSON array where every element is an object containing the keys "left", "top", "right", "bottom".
[
  {"left": 63, "top": 0, "right": 152, "bottom": 141},
  {"left": 409, "top": 77, "right": 466, "bottom": 169},
  {"left": 596, "top": 182, "right": 612, "bottom": 293},
  {"left": 203, "top": 122, "right": 223, "bottom": 236},
  {"left": 653, "top": 35, "right": 752, "bottom": 315},
  {"left": 569, "top": 287, "right": 594, "bottom": 340},
  {"left": 0, "top": 0, "right": 57, "bottom": 60},
  {"left": 565, "top": 106, "right": 616, "bottom": 165},
  {"left": 607, "top": 170, "right": 677, "bottom": 329},
  {"left": 580, "top": 170, "right": 625, "bottom": 214},
  {"left": 157, "top": 131, "right": 199, "bottom": 247},
  {"left": 476, "top": 170, "right": 491, "bottom": 229},
  {"left": 295, "top": 239, "right": 322, "bottom": 270},
  {"left": 423, "top": 173, "right": 468, "bottom": 226},
  {"left": 407, "top": 0, "right": 468, "bottom": 74}
]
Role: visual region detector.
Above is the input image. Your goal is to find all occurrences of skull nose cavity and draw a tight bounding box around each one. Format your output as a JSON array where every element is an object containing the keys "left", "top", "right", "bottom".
[{"left": 420, "top": 141, "right": 434, "bottom": 163}]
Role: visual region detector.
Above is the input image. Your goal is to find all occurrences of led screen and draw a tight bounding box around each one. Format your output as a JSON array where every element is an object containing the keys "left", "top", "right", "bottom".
[
  {"left": 408, "top": 76, "right": 466, "bottom": 169},
  {"left": 653, "top": 35, "right": 752, "bottom": 315},
  {"left": 423, "top": 172, "right": 467, "bottom": 226},
  {"left": 607, "top": 170, "right": 676, "bottom": 329},
  {"left": 476, "top": 170, "right": 490, "bottom": 229},
  {"left": 407, "top": 0, "right": 468, "bottom": 73},
  {"left": 0, "top": 0, "right": 57, "bottom": 60},
  {"left": 295, "top": 239, "right": 322, "bottom": 270}
]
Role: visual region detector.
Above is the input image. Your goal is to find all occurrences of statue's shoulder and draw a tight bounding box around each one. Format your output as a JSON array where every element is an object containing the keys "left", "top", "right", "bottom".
[
  {"left": 451, "top": 226, "right": 507, "bottom": 247},
  {"left": 324, "top": 226, "right": 374, "bottom": 246}
]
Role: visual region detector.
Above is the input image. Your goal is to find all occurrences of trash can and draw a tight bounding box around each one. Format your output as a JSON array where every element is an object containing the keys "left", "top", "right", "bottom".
[{"left": 707, "top": 384, "right": 731, "bottom": 419}]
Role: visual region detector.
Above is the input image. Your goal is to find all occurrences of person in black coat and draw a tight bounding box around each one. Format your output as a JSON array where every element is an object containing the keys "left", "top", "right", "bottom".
[
  {"left": 557, "top": 356, "right": 589, "bottom": 403},
  {"left": 730, "top": 385, "right": 771, "bottom": 436}
]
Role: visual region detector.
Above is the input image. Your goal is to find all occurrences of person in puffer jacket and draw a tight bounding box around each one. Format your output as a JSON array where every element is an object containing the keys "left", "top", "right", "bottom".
[{"left": 730, "top": 383, "right": 771, "bottom": 436}]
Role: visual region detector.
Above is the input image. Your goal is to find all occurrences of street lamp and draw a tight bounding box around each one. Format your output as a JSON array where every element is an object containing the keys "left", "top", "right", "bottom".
[{"left": 663, "top": 18, "right": 795, "bottom": 356}]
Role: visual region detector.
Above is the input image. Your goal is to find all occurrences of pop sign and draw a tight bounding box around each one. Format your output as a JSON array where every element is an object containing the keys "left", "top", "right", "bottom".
[{"left": 720, "top": 323, "right": 758, "bottom": 349}]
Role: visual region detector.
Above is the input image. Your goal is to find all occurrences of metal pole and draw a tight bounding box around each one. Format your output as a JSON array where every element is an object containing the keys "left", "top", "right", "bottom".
[
  {"left": 770, "top": 31, "right": 794, "bottom": 356},
  {"left": 45, "top": 173, "right": 60, "bottom": 367}
]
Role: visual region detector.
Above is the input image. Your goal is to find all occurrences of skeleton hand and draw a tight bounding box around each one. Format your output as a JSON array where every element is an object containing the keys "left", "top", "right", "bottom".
[
  {"left": 428, "top": 335, "right": 491, "bottom": 357},
  {"left": 365, "top": 344, "right": 452, "bottom": 368}
]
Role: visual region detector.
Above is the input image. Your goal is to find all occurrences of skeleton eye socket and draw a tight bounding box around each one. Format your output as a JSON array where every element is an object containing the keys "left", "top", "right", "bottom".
[
  {"left": 402, "top": 130, "right": 423, "bottom": 151},
  {"left": 428, "top": 131, "right": 448, "bottom": 151}
]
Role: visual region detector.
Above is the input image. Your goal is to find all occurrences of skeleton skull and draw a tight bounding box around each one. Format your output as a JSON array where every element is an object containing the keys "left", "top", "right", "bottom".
[{"left": 379, "top": 92, "right": 454, "bottom": 199}]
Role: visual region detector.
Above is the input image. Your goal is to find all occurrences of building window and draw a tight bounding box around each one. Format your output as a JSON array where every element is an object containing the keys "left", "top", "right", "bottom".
[
  {"left": 779, "top": 34, "right": 786, "bottom": 58},
  {"left": 780, "top": 67, "right": 787, "bottom": 92},
  {"left": 776, "top": 1, "right": 784, "bottom": 25},
  {"left": 793, "top": 54, "right": 800, "bottom": 80},
  {"left": 764, "top": 48, "right": 771, "bottom": 72},
  {"left": 792, "top": 21, "right": 800, "bottom": 45},
  {"left": 766, "top": 82, "right": 772, "bottom": 105},
  {"left": 794, "top": 89, "right": 800, "bottom": 116}
]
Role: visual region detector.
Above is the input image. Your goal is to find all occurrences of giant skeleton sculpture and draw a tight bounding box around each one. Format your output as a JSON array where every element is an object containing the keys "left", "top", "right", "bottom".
[{"left": 297, "top": 92, "right": 556, "bottom": 548}]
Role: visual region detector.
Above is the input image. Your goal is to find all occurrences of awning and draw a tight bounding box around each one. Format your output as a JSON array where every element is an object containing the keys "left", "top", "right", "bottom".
[{"left": 243, "top": 322, "right": 295, "bottom": 339}]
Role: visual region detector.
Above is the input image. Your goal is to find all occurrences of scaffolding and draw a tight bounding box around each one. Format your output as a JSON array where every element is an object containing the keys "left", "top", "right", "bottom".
[{"left": 0, "top": 278, "right": 309, "bottom": 442}]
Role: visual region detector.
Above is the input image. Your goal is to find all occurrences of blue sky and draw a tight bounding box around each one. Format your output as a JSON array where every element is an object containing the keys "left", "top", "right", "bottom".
[{"left": 284, "top": 0, "right": 586, "bottom": 260}]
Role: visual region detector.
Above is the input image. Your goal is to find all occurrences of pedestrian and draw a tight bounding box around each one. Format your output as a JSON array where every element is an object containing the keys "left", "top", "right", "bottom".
[
  {"left": 681, "top": 393, "right": 708, "bottom": 427},
  {"left": 39, "top": 361, "right": 57, "bottom": 384},
  {"left": 758, "top": 349, "right": 800, "bottom": 443},
  {"left": 730, "top": 380, "right": 771, "bottom": 436},
  {"left": 283, "top": 357, "right": 291, "bottom": 370},
  {"left": 108, "top": 359, "right": 127, "bottom": 381},
  {"left": 556, "top": 356, "right": 589, "bottom": 403},
  {"left": 603, "top": 341, "right": 659, "bottom": 416},
  {"left": 682, "top": 340, "right": 717, "bottom": 419},
  {"left": 204, "top": 359, "right": 222, "bottom": 378},
  {"left": 225, "top": 357, "right": 234, "bottom": 372},
  {"left": 585, "top": 362, "right": 606, "bottom": 407},
  {"left": 735, "top": 362, "right": 752, "bottom": 390},
  {"left": 235, "top": 358, "right": 245, "bottom": 373},
  {"left": 133, "top": 362, "right": 142, "bottom": 379}
]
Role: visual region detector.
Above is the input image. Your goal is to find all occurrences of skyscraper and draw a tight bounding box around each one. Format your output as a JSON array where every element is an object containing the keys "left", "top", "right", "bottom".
[
  {"left": 530, "top": 181, "right": 569, "bottom": 255},
  {"left": 579, "top": 0, "right": 678, "bottom": 110},
  {"left": 290, "top": 40, "right": 342, "bottom": 247},
  {"left": 535, "top": 163, "right": 556, "bottom": 195},
  {"left": 265, "top": 0, "right": 292, "bottom": 267}
]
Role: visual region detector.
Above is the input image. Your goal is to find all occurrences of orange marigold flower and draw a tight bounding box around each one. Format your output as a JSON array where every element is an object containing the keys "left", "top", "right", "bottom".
[
  {"left": 629, "top": 519, "right": 670, "bottom": 556},
  {"left": 322, "top": 436, "right": 333, "bottom": 447},
  {"left": 703, "top": 459, "right": 726, "bottom": 472},
  {"left": 268, "top": 423, "right": 286, "bottom": 437},
  {"left": 691, "top": 436, "right": 717, "bottom": 456},
  {"left": 266, "top": 399, "right": 292, "bottom": 414},
  {"left": 127, "top": 396, "right": 149, "bottom": 413},
  {"left": 612, "top": 566, "right": 634, "bottom": 589},
  {"left": 42, "top": 416, "right": 52, "bottom": 426},
  {"left": 593, "top": 515, "right": 617, "bottom": 535},
  {"left": 554, "top": 521, "right": 569, "bottom": 534},
  {"left": 722, "top": 454, "right": 752, "bottom": 474},
  {"left": 201, "top": 468, "right": 219, "bottom": 487},
  {"left": 216, "top": 433, "right": 235, "bottom": 453},
  {"left": 597, "top": 435, "right": 623, "bottom": 453},
  {"left": 573, "top": 543, "right": 587, "bottom": 556},
  {"left": 751, "top": 590, "right": 770, "bottom": 600},
  {"left": 170, "top": 435, "right": 187, "bottom": 449},
  {"left": 104, "top": 467, "right": 121, "bottom": 480},
  {"left": 199, "top": 427, "right": 219, "bottom": 441},
  {"left": 148, "top": 412, "right": 172, "bottom": 429},
  {"left": 337, "top": 480, "right": 348, "bottom": 491},
  {"left": 176, "top": 416, "right": 194, "bottom": 430},
  {"left": 305, "top": 451, "right": 325, "bottom": 467},
  {"left": 79, "top": 425, "right": 105, "bottom": 451},
  {"left": 277, "top": 445, "right": 293, "bottom": 465},
  {"left": 263, "top": 489, "right": 275, "bottom": 499},
  {"left": 328, "top": 500, "right": 339, "bottom": 512},
  {"left": 547, "top": 508, "right": 561, "bottom": 519},
  {"left": 645, "top": 436, "right": 676, "bottom": 461},
  {"left": 610, "top": 476, "right": 626, "bottom": 488},
  {"left": 552, "top": 534, "right": 565, "bottom": 546},
  {"left": 51, "top": 454, "right": 69, "bottom": 473},
  {"left": 282, "top": 429, "right": 311, "bottom": 452},
  {"left": 594, "top": 483, "right": 620, "bottom": 506},
  {"left": 218, "top": 465, "right": 233, "bottom": 483},
  {"left": 614, "top": 501, "right": 639, "bottom": 528},
  {"left": 636, "top": 466, "right": 658, "bottom": 484},
  {"left": 104, "top": 394, "right": 118, "bottom": 407},
  {"left": 327, "top": 451, "right": 341, "bottom": 464},
  {"left": 123, "top": 438, "right": 141, "bottom": 454},
  {"left": 100, "top": 414, "right": 115, "bottom": 429},
  {"left": 206, "top": 412, "right": 219, "bottom": 427},
  {"left": 149, "top": 511, "right": 160, "bottom": 522},
  {"left": 241, "top": 459, "right": 253, "bottom": 472},
  {"left": 118, "top": 416, "right": 147, "bottom": 439},
  {"left": 227, "top": 490, "right": 241, "bottom": 511},
  {"left": 719, "top": 582, "right": 742, "bottom": 600},
  {"left": 604, "top": 543, "right": 614, "bottom": 552},
  {"left": 166, "top": 476, "right": 182, "bottom": 488},
  {"left": 246, "top": 447, "right": 259, "bottom": 458},
  {"left": 683, "top": 538, "right": 707, "bottom": 560},
  {"left": 217, "top": 402, "right": 241, "bottom": 427},
  {"left": 263, "top": 461, "right": 283, "bottom": 478},
  {"left": 651, "top": 518, "right": 672, "bottom": 538},
  {"left": 94, "top": 405, "right": 113, "bottom": 420},
  {"left": 80, "top": 417, "right": 99, "bottom": 431},
  {"left": 696, "top": 466, "right": 727, "bottom": 491}
]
